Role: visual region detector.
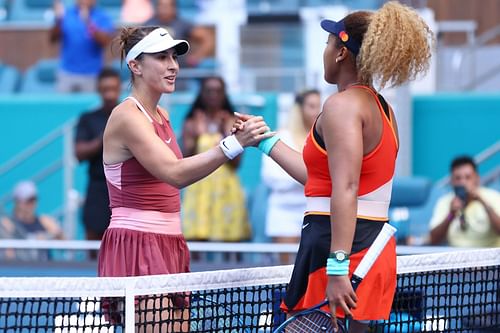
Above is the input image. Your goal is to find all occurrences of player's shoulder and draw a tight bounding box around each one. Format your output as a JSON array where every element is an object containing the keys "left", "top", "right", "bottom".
[
  {"left": 322, "top": 90, "right": 363, "bottom": 118},
  {"left": 108, "top": 100, "right": 147, "bottom": 127}
]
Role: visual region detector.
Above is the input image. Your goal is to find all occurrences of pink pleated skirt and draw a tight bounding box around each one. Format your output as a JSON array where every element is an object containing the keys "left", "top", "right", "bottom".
[
  {"left": 98, "top": 227, "right": 190, "bottom": 277},
  {"left": 98, "top": 207, "right": 190, "bottom": 277},
  {"left": 98, "top": 227, "right": 190, "bottom": 324}
]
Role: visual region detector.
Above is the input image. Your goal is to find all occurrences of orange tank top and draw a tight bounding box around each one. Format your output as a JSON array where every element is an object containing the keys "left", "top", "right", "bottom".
[{"left": 302, "top": 86, "right": 398, "bottom": 220}]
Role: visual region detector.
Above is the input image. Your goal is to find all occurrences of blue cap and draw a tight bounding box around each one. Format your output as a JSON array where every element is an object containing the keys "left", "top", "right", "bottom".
[{"left": 321, "top": 19, "right": 361, "bottom": 56}]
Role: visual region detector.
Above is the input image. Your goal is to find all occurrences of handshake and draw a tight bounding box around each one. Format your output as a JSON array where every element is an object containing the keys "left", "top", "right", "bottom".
[{"left": 219, "top": 112, "right": 279, "bottom": 160}]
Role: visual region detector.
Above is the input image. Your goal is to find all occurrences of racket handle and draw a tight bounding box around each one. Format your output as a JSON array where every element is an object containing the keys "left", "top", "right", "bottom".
[
  {"left": 350, "top": 274, "right": 362, "bottom": 292},
  {"left": 353, "top": 224, "right": 396, "bottom": 279},
  {"left": 318, "top": 299, "right": 328, "bottom": 308}
]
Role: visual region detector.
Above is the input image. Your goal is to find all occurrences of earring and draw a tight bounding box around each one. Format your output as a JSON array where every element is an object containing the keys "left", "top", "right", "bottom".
[{"left": 335, "top": 58, "right": 339, "bottom": 63}]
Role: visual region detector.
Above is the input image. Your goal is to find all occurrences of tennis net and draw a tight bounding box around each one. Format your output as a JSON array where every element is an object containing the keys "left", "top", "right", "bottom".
[{"left": 0, "top": 247, "right": 499, "bottom": 332}]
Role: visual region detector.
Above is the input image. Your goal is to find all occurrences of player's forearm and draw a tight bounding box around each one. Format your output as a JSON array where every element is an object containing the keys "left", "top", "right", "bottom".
[
  {"left": 268, "top": 141, "right": 307, "bottom": 185},
  {"left": 164, "top": 146, "right": 229, "bottom": 189},
  {"left": 329, "top": 187, "right": 358, "bottom": 254}
]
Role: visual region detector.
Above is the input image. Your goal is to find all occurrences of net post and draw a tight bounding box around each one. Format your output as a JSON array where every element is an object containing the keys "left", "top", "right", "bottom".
[{"left": 125, "top": 284, "right": 135, "bottom": 333}]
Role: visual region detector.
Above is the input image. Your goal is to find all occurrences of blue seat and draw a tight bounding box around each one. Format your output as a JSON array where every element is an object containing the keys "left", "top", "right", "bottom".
[
  {"left": 20, "top": 59, "right": 58, "bottom": 93},
  {"left": 0, "top": 0, "right": 8, "bottom": 22},
  {"left": 389, "top": 176, "right": 433, "bottom": 244},
  {"left": 404, "top": 184, "right": 450, "bottom": 243},
  {"left": 176, "top": 0, "right": 198, "bottom": 20},
  {"left": 98, "top": 0, "right": 121, "bottom": 6},
  {"left": 246, "top": 0, "right": 300, "bottom": 15},
  {"left": 0, "top": 63, "right": 21, "bottom": 93},
  {"left": 390, "top": 176, "right": 432, "bottom": 207},
  {"left": 9, "top": 0, "right": 55, "bottom": 22},
  {"left": 97, "top": 0, "right": 121, "bottom": 23},
  {"left": 342, "top": 0, "right": 382, "bottom": 10}
]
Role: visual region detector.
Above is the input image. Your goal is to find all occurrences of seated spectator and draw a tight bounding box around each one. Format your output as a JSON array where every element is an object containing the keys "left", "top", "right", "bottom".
[
  {"left": 50, "top": 0, "right": 115, "bottom": 93},
  {"left": 74, "top": 68, "right": 120, "bottom": 246},
  {"left": 146, "top": 0, "right": 214, "bottom": 69},
  {"left": 428, "top": 156, "right": 500, "bottom": 247},
  {"left": 0, "top": 181, "right": 64, "bottom": 260},
  {"left": 181, "top": 76, "right": 250, "bottom": 242},
  {"left": 261, "top": 89, "right": 321, "bottom": 263},
  {"left": 121, "top": 0, "right": 154, "bottom": 25}
]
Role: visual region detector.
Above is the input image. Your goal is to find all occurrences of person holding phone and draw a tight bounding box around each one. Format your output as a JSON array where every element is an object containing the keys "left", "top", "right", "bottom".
[{"left": 429, "top": 156, "right": 500, "bottom": 247}]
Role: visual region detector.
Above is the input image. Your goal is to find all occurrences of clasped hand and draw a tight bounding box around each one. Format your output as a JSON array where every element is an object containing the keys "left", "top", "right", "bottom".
[{"left": 231, "top": 112, "right": 275, "bottom": 147}]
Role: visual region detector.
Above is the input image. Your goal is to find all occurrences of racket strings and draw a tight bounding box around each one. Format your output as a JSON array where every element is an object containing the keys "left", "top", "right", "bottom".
[{"left": 284, "top": 311, "right": 336, "bottom": 332}]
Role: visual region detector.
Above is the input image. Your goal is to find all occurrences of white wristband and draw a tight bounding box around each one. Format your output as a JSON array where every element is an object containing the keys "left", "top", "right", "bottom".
[{"left": 219, "top": 135, "right": 244, "bottom": 160}]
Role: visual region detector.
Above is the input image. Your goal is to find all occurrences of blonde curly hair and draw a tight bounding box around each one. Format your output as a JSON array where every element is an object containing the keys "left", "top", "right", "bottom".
[{"left": 341, "top": 1, "right": 434, "bottom": 89}]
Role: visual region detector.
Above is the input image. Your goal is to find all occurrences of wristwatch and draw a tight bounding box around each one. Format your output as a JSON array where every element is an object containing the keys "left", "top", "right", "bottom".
[{"left": 329, "top": 250, "right": 350, "bottom": 262}]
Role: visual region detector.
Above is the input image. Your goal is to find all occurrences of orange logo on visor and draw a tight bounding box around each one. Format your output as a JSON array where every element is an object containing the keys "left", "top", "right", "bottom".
[{"left": 339, "top": 31, "right": 349, "bottom": 42}]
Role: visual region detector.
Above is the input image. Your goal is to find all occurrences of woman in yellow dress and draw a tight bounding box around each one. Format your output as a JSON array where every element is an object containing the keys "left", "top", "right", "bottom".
[{"left": 181, "top": 76, "right": 250, "bottom": 241}]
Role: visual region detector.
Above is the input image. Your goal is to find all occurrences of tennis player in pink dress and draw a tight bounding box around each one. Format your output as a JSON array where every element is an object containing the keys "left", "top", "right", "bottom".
[{"left": 98, "top": 26, "right": 273, "bottom": 330}]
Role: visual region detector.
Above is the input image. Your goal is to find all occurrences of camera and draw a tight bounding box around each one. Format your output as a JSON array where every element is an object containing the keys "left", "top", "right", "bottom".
[{"left": 453, "top": 185, "right": 468, "bottom": 202}]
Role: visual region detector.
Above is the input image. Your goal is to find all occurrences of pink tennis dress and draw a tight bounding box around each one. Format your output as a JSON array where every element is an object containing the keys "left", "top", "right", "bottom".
[{"left": 98, "top": 97, "right": 190, "bottom": 280}]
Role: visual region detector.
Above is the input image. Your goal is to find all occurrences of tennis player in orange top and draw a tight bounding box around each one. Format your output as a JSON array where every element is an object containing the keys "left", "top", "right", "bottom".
[{"left": 236, "top": 2, "right": 433, "bottom": 331}]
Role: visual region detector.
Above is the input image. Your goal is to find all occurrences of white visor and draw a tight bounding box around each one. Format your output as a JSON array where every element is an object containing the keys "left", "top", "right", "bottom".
[{"left": 125, "top": 27, "right": 190, "bottom": 64}]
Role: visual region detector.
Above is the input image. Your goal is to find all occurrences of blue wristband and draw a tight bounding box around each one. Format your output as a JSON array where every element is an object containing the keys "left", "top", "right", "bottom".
[
  {"left": 326, "top": 258, "right": 350, "bottom": 276},
  {"left": 258, "top": 135, "right": 280, "bottom": 156}
]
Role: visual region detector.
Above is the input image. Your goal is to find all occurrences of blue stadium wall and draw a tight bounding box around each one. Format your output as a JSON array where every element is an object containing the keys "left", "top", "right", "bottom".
[{"left": 413, "top": 93, "right": 500, "bottom": 181}]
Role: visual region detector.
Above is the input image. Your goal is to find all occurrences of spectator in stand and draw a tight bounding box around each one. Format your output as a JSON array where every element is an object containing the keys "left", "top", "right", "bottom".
[
  {"left": 429, "top": 156, "right": 500, "bottom": 247},
  {"left": 50, "top": 0, "right": 115, "bottom": 93},
  {"left": 261, "top": 89, "right": 321, "bottom": 263},
  {"left": 146, "top": 0, "right": 214, "bottom": 69},
  {"left": 121, "top": 0, "right": 154, "bottom": 25},
  {"left": 0, "top": 181, "right": 64, "bottom": 260},
  {"left": 181, "top": 76, "right": 250, "bottom": 242},
  {"left": 75, "top": 68, "right": 121, "bottom": 249}
]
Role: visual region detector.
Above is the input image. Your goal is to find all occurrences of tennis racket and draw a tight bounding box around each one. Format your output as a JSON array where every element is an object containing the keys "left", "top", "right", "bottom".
[{"left": 273, "top": 223, "right": 397, "bottom": 333}]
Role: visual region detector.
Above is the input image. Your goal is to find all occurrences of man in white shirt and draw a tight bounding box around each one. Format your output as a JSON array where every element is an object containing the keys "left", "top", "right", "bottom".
[{"left": 428, "top": 156, "right": 500, "bottom": 247}]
